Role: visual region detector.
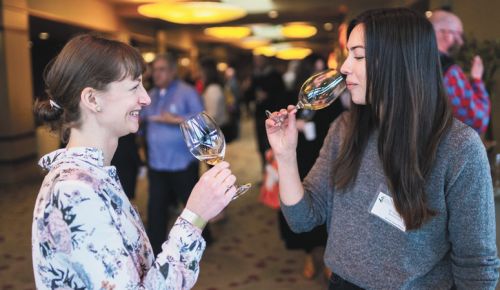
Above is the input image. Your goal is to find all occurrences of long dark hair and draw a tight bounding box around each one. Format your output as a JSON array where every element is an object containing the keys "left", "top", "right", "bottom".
[
  {"left": 34, "top": 34, "right": 145, "bottom": 143},
  {"left": 332, "top": 8, "right": 453, "bottom": 230}
]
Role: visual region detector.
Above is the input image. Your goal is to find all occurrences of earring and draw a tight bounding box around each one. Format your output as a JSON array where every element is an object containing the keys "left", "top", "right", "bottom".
[{"left": 96, "top": 106, "right": 102, "bottom": 112}]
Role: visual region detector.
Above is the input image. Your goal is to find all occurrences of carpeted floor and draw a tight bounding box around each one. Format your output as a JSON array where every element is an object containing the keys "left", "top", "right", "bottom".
[
  {"left": 0, "top": 117, "right": 328, "bottom": 290},
  {"left": 4, "top": 117, "right": 500, "bottom": 290}
]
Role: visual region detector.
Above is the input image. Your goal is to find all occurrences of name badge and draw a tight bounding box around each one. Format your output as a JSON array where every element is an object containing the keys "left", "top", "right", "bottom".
[{"left": 370, "top": 191, "right": 406, "bottom": 232}]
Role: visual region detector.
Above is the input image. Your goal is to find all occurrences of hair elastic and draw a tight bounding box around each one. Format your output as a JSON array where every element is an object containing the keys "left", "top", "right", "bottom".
[{"left": 49, "top": 99, "right": 62, "bottom": 110}]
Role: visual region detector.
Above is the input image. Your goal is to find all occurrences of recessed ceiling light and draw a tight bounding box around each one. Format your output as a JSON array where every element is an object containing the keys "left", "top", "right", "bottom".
[
  {"left": 268, "top": 10, "right": 278, "bottom": 19},
  {"left": 39, "top": 32, "right": 50, "bottom": 40},
  {"left": 276, "top": 47, "right": 312, "bottom": 60},
  {"left": 204, "top": 26, "right": 252, "bottom": 39},
  {"left": 138, "top": 2, "right": 247, "bottom": 24},
  {"left": 240, "top": 37, "right": 271, "bottom": 49},
  {"left": 282, "top": 23, "right": 317, "bottom": 39},
  {"left": 142, "top": 52, "right": 156, "bottom": 63},
  {"left": 217, "top": 62, "right": 228, "bottom": 71},
  {"left": 180, "top": 57, "right": 191, "bottom": 67},
  {"left": 253, "top": 45, "right": 278, "bottom": 57}
]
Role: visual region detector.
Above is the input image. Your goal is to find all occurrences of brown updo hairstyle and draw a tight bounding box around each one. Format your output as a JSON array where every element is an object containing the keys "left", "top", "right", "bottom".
[{"left": 34, "top": 34, "right": 145, "bottom": 143}]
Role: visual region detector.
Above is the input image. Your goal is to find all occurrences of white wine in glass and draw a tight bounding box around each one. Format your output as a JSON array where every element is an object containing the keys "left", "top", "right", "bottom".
[
  {"left": 180, "top": 112, "right": 251, "bottom": 199},
  {"left": 266, "top": 69, "right": 346, "bottom": 125}
]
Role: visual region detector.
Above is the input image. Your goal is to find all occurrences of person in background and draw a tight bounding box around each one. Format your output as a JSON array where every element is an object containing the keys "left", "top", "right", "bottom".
[
  {"left": 266, "top": 8, "right": 499, "bottom": 289},
  {"left": 429, "top": 9, "right": 490, "bottom": 135},
  {"left": 140, "top": 53, "right": 211, "bottom": 255},
  {"left": 111, "top": 133, "right": 142, "bottom": 199},
  {"left": 278, "top": 54, "right": 344, "bottom": 280},
  {"left": 32, "top": 34, "right": 237, "bottom": 289},
  {"left": 282, "top": 60, "right": 300, "bottom": 93},
  {"left": 198, "top": 57, "right": 229, "bottom": 127},
  {"left": 224, "top": 65, "right": 242, "bottom": 141},
  {"left": 248, "top": 54, "right": 286, "bottom": 172}
]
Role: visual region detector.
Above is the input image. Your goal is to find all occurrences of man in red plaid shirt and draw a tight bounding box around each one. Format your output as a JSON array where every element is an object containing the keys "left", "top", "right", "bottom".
[{"left": 430, "top": 10, "right": 490, "bottom": 134}]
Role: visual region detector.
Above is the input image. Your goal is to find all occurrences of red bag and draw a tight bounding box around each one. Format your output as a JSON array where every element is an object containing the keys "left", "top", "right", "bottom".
[{"left": 259, "top": 149, "right": 280, "bottom": 209}]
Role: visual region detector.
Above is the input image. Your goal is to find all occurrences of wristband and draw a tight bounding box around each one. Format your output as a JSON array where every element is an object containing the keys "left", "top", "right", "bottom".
[{"left": 180, "top": 208, "right": 207, "bottom": 231}]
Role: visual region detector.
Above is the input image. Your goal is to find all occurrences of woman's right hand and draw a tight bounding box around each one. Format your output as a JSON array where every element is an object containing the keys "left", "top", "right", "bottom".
[
  {"left": 186, "top": 162, "right": 236, "bottom": 222},
  {"left": 265, "top": 105, "right": 299, "bottom": 162}
]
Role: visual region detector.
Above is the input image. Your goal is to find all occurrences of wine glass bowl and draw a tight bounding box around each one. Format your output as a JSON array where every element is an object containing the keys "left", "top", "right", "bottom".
[
  {"left": 181, "top": 114, "right": 225, "bottom": 166},
  {"left": 266, "top": 69, "right": 346, "bottom": 125},
  {"left": 180, "top": 112, "right": 251, "bottom": 200}
]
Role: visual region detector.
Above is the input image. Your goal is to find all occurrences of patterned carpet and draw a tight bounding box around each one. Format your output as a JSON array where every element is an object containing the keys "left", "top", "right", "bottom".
[
  {"left": 5, "top": 117, "right": 500, "bottom": 289},
  {"left": 0, "top": 118, "right": 328, "bottom": 290}
]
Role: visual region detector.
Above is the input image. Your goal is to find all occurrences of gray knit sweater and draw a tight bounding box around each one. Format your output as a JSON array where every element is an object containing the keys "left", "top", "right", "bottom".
[{"left": 281, "top": 113, "right": 500, "bottom": 290}]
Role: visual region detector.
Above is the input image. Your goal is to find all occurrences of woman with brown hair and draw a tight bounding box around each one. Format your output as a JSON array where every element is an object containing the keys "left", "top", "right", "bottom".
[
  {"left": 266, "top": 8, "right": 499, "bottom": 289},
  {"left": 32, "top": 34, "right": 237, "bottom": 289}
]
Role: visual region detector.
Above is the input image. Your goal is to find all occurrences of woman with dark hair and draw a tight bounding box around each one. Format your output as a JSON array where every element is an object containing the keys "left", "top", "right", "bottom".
[
  {"left": 32, "top": 34, "right": 237, "bottom": 289},
  {"left": 266, "top": 8, "right": 499, "bottom": 289}
]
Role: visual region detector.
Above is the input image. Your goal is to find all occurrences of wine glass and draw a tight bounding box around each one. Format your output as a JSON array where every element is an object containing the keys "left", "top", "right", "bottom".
[
  {"left": 180, "top": 112, "right": 251, "bottom": 200},
  {"left": 265, "top": 69, "right": 346, "bottom": 125}
]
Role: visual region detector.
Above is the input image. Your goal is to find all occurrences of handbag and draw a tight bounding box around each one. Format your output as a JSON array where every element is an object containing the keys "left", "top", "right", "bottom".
[{"left": 259, "top": 149, "right": 280, "bottom": 209}]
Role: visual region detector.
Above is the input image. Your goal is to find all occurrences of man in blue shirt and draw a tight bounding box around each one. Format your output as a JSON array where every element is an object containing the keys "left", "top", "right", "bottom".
[{"left": 141, "top": 53, "right": 205, "bottom": 254}]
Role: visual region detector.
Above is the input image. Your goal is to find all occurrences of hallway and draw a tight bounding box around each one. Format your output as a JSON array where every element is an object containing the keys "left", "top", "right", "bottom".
[
  {"left": 2, "top": 117, "right": 500, "bottom": 289},
  {"left": 0, "top": 117, "right": 328, "bottom": 289}
]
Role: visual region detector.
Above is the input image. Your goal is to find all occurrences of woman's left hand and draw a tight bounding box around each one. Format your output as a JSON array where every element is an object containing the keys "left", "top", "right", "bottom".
[
  {"left": 186, "top": 161, "right": 237, "bottom": 222},
  {"left": 265, "top": 105, "right": 299, "bottom": 163}
]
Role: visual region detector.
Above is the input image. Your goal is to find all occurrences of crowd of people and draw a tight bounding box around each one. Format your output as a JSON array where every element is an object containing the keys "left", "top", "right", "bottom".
[{"left": 31, "top": 6, "right": 498, "bottom": 290}]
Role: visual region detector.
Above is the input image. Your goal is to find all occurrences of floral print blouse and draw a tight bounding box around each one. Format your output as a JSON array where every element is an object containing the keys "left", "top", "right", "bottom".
[{"left": 32, "top": 147, "right": 206, "bottom": 289}]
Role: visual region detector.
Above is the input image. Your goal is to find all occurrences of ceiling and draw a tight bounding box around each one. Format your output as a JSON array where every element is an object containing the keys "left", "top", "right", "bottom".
[
  {"left": 107, "top": 0, "right": 423, "bottom": 23},
  {"left": 104, "top": 0, "right": 426, "bottom": 54}
]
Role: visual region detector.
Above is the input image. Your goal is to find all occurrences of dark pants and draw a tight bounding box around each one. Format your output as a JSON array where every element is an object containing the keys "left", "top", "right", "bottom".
[
  {"left": 147, "top": 162, "right": 212, "bottom": 255},
  {"left": 255, "top": 115, "right": 270, "bottom": 172},
  {"left": 329, "top": 273, "right": 364, "bottom": 290},
  {"left": 111, "top": 133, "right": 141, "bottom": 199}
]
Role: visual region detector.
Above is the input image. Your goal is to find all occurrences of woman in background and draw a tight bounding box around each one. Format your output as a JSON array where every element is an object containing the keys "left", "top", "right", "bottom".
[
  {"left": 278, "top": 54, "right": 344, "bottom": 279},
  {"left": 199, "top": 57, "right": 228, "bottom": 127}
]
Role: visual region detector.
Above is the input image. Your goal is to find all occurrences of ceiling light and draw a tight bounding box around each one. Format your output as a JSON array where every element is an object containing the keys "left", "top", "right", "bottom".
[
  {"left": 39, "top": 32, "right": 50, "bottom": 40},
  {"left": 268, "top": 10, "right": 278, "bottom": 19},
  {"left": 204, "top": 26, "right": 252, "bottom": 39},
  {"left": 217, "top": 62, "right": 228, "bottom": 71},
  {"left": 253, "top": 46, "right": 277, "bottom": 57},
  {"left": 222, "top": 0, "right": 274, "bottom": 14},
  {"left": 275, "top": 47, "right": 312, "bottom": 60},
  {"left": 251, "top": 24, "right": 283, "bottom": 39},
  {"left": 142, "top": 52, "right": 156, "bottom": 63},
  {"left": 138, "top": 2, "right": 247, "bottom": 24},
  {"left": 282, "top": 23, "right": 317, "bottom": 39},
  {"left": 180, "top": 57, "right": 191, "bottom": 67},
  {"left": 323, "top": 22, "right": 333, "bottom": 31},
  {"left": 240, "top": 37, "right": 270, "bottom": 49}
]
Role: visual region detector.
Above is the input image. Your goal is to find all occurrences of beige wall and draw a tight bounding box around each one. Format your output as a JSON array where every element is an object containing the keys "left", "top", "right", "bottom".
[
  {"left": 0, "top": 0, "right": 39, "bottom": 183},
  {"left": 27, "top": 0, "right": 121, "bottom": 32},
  {"left": 428, "top": 0, "right": 500, "bottom": 40}
]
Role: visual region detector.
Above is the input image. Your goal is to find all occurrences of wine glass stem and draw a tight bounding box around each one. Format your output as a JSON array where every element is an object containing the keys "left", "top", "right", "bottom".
[
  {"left": 232, "top": 183, "right": 252, "bottom": 200},
  {"left": 208, "top": 159, "right": 251, "bottom": 200}
]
